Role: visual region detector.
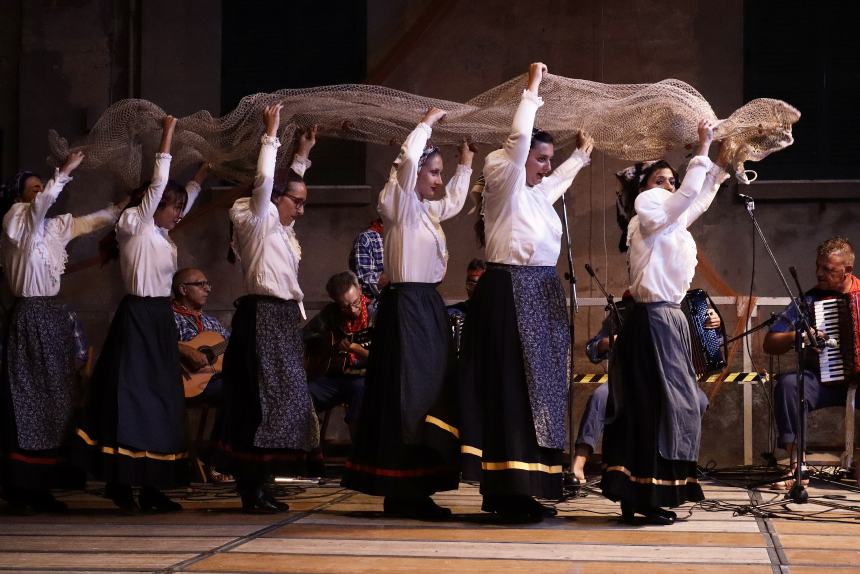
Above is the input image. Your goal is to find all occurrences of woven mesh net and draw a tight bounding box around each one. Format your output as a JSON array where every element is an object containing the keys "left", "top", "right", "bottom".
[{"left": 47, "top": 73, "right": 799, "bottom": 188}]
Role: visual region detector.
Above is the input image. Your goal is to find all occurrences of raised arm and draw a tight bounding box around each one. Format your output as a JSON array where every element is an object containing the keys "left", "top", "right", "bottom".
[
  {"left": 251, "top": 103, "right": 283, "bottom": 216},
  {"left": 137, "top": 116, "right": 176, "bottom": 221},
  {"left": 377, "top": 108, "right": 444, "bottom": 221},
  {"left": 291, "top": 124, "right": 317, "bottom": 179},
  {"left": 70, "top": 197, "right": 129, "bottom": 239},
  {"left": 181, "top": 162, "right": 209, "bottom": 217},
  {"left": 503, "top": 63, "right": 546, "bottom": 166},
  {"left": 541, "top": 131, "right": 593, "bottom": 204},
  {"left": 684, "top": 141, "right": 731, "bottom": 227},
  {"left": 634, "top": 120, "right": 715, "bottom": 235},
  {"left": 29, "top": 151, "right": 85, "bottom": 229},
  {"left": 429, "top": 139, "right": 475, "bottom": 221}
]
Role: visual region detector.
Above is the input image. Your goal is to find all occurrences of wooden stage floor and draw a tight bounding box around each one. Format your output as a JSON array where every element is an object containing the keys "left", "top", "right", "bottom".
[{"left": 2, "top": 477, "right": 860, "bottom": 573}]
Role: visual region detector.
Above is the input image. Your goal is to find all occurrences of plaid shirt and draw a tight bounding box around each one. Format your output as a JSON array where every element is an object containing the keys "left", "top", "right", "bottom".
[
  {"left": 349, "top": 229, "right": 384, "bottom": 299},
  {"left": 173, "top": 305, "right": 230, "bottom": 342}
]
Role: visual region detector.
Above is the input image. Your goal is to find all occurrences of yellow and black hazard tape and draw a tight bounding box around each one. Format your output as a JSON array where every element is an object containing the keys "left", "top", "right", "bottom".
[{"left": 573, "top": 372, "right": 767, "bottom": 384}]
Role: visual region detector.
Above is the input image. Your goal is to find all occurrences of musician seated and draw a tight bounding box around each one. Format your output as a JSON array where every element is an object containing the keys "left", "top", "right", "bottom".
[
  {"left": 447, "top": 258, "right": 486, "bottom": 315},
  {"left": 173, "top": 268, "right": 231, "bottom": 404},
  {"left": 763, "top": 237, "right": 860, "bottom": 486},
  {"left": 303, "top": 271, "right": 375, "bottom": 438},
  {"left": 571, "top": 292, "right": 717, "bottom": 483}
]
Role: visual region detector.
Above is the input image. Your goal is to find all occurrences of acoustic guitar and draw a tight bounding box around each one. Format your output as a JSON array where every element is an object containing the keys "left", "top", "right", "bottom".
[
  {"left": 305, "top": 327, "right": 373, "bottom": 379},
  {"left": 180, "top": 331, "right": 228, "bottom": 398}
]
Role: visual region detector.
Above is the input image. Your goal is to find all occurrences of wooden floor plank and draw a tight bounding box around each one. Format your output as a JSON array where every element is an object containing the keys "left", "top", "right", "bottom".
[
  {"left": 777, "top": 533, "right": 860, "bottom": 550},
  {"left": 264, "top": 524, "right": 768, "bottom": 547},
  {"left": 0, "top": 535, "right": 235, "bottom": 553},
  {"left": 292, "top": 513, "right": 763, "bottom": 532},
  {"left": 0, "top": 524, "right": 261, "bottom": 537},
  {"left": 784, "top": 548, "right": 860, "bottom": 566},
  {"left": 186, "top": 553, "right": 775, "bottom": 574},
  {"left": 0, "top": 552, "right": 194, "bottom": 570},
  {"left": 229, "top": 538, "right": 772, "bottom": 564},
  {"left": 772, "top": 520, "right": 860, "bottom": 535}
]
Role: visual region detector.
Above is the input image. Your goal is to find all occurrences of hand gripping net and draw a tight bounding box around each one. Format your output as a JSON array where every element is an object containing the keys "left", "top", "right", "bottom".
[{"left": 47, "top": 73, "right": 799, "bottom": 188}]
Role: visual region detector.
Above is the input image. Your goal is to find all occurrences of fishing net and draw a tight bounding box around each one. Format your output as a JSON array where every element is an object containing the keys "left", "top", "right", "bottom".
[{"left": 47, "top": 73, "right": 799, "bottom": 188}]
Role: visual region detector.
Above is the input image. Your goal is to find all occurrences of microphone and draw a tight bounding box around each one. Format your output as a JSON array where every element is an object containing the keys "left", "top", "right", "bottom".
[
  {"left": 825, "top": 337, "right": 839, "bottom": 349},
  {"left": 584, "top": 263, "right": 596, "bottom": 278},
  {"left": 737, "top": 193, "right": 754, "bottom": 203}
]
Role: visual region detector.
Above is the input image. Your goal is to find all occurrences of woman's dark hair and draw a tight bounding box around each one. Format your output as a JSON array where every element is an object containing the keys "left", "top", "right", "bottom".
[
  {"left": 0, "top": 170, "right": 38, "bottom": 220},
  {"left": 474, "top": 130, "right": 554, "bottom": 247},
  {"left": 99, "top": 179, "right": 188, "bottom": 263},
  {"left": 614, "top": 159, "right": 679, "bottom": 252},
  {"left": 124, "top": 179, "right": 188, "bottom": 213}
]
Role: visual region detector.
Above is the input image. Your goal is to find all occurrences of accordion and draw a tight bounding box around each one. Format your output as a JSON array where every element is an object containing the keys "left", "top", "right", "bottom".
[
  {"left": 813, "top": 293, "right": 860, "bottom": 385},
  {"left": 681, "top": 288, "right": 727, "bottom": 376}
]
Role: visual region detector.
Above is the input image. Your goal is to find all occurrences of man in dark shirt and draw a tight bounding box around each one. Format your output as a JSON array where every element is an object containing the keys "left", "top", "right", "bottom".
[{"left": 304, "top": 271, "right": 375, "bottom": 437}]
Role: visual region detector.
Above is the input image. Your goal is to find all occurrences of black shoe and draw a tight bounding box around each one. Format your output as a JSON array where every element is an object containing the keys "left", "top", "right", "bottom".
[
  {"left": 260, "top": 492, "right": 290, "bottom": 512},
  {"left": 383, "top": 496, "right": 451, "bottom": 520},
  {"left": 241, "top": 492, "right": 281, "bottom": 514},
  {"left": 620, "top": 501, "right": 674, "bottom": 526},
  {"left": 105, "top": 483, "right": 139, "bottom": 514},
  {"left": 481, "top": 495, "right": 543, "bottom": 523},
  {"left": 650, "top": 507, "right": 677, "bottom": 522},
  {"left": 29, "top": 490, "right": 68, "bottom": 513},
  {"left": 138, "top": 487, "right": 182, "bottom": 513},
  {"left": 522, "top": 496, "right": 558, "bottom": 518}
]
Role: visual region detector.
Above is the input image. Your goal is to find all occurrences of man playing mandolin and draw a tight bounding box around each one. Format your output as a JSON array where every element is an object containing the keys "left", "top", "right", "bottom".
[{"left": 303, "top": 271, "right": 375, "bottom": 438}]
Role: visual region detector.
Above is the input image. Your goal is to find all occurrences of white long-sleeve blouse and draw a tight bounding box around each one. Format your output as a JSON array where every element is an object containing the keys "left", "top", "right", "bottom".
[
  {"left": 482, "top": 90, "right": 590, "bottom": 266},
  {"left": 377, "top": 122, "right": 472, "bottom": 284},
  {"left": 627, "top": 157, "right": 730, "bottom": 304},
  {"left": 229, "top": 135, "right": 310, "bottom": 315},
  {"left": 2, "top": 170, "right": 123, "bottom": 297}
]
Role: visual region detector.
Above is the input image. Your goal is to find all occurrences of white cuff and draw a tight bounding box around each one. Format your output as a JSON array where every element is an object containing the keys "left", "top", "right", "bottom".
[
  {"left": 53, "top": 168, "right": 72, "bottom": 185},
  {"left": 521, "top": 89, "right": 544, "bottom": 107},
  {"left": 417, "top": 122, "right": 433, "bottom": 136},
  {"left": 260, "top": 134, "right": 282, "bottom": 148},
  {"left": 155, "top": 152, "right": 172, "bottom": 160},
  {"left": 292, "top": 156, "right": 312, "bottom": 169},
  {"left": 687, "top": 155, "right": 714, "bottom": 171},
  {"left": 710, "top": 164, "right": 730, "bottom": 184},
  {"left": 571, "top": 148, "right": 592, "bottom": 166}
]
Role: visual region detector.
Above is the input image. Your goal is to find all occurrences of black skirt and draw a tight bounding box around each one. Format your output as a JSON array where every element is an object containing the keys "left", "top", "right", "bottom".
[
  {"left": 215, "top": 295, "right": 323, "bottom": 481},
  {"left": 73, "top": 295, "right": 188, "bottom": 489},
  {"left": 458, "top": 265, "right": 565, "bottom": 500},
  {"left": 601, "top": 303, "right": 705, "bottom": 508},
  {"left": 342, "top": 283, "right": 460, "bottom": 497},
  {"left": 1, "top": 297, "right": 82, "bottom": 490}
]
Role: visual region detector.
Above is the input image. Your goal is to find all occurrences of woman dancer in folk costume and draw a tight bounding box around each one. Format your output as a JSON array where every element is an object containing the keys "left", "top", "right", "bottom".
[
  {"left": 0, "top": 151, "right": 127, "bottom": 513},
  {"left": 601, "top": 120, "right": 730, "bottom": 525},
  {"left": 75, "top": 115, "right": 207, "bottom": 513},
  {"left": 342, "top": 107, "right": 475, "bottom": 519},
  {"left": 217, "top": 103, "right": 322, "bottom": 514},
  {"left": 460, "top": 62, "right": 593, "bottom": 522}
]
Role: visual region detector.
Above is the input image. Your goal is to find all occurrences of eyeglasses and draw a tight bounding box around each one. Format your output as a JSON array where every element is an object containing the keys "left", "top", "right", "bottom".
[
  {"left": 284, "top": 195, "right": 306, "bottom": 209},
  {"left": 338, "top": 296, "right": 363, "bottom": 312},
  {"left": 183, "top": 281, "right": 211, "bottom": 289}
]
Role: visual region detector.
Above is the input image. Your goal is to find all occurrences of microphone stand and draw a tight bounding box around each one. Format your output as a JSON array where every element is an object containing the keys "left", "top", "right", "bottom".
[
  {"left": 725, "top": 313, "right": 779, "bottom": 345},
  {"left": 559, "top": 192, "right": 578, "bottom": 475},
  {"left": 584, "top": 263, "right": 623, "bottom": 341},
  {"left": 738, "top": 193, "right": 817, "bottom": 503}
]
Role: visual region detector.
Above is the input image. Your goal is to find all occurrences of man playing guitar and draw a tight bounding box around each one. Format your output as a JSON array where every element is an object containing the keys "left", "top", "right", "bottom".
[
  {"left": 173, "top": 268, "right": 230, "bottom": 401},
  {"left": 303, "top": 271, "right": 375, "bottom": 438}
]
